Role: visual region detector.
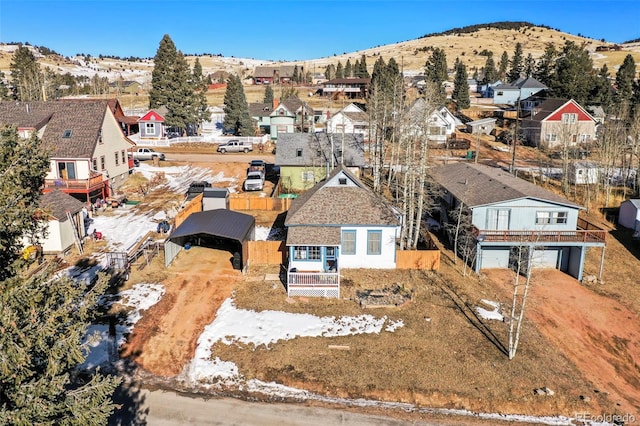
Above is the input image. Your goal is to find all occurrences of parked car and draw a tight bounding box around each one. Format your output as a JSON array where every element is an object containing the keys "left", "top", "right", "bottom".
[
  {"left": 244, "top": 171, "right": 264, "bottom": 191},
  {"left": 132, "top": 147, "right": 166, "bottom": 161},
  {"left": 247, "top": 159, "right": 266, "bottom": 179},
  {"left": 185, "top": 180, "right": 211, "bottom": 201},
  {"left": 217, "top": 140, "right": 253, "bottom": 153}
]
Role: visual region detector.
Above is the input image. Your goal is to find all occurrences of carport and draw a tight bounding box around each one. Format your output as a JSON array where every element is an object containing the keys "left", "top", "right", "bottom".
[{"left": 164, "top": 209, "right": 255, "bottom": 271}]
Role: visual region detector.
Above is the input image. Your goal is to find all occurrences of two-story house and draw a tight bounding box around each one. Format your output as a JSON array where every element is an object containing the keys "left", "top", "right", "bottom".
[
  {"left": 430, "top": 163, "right": 606, "bottom": 281},
  {"left": 520, "top": 98, "right": 597, "bottom": 149},
  {"left": 321, "top": 78, "right": 371, "bottom": 99},
  {"left": 268, "top": 96, "right": 315, "bottom": 140},
  {"left": 326, "top": 103, "right": 369, "bottom": 140},
  {"left": 285, "top": 166, "right": 402, "bottom": 298},
  {"left": 0, "top": 99, "right": 135, "bottom": 204},
  {"left": 275, "top": 132, "right": 365, "bottom": 192},
  {"left": 406, "top": 100, "right": 462, "bottom": 145}
]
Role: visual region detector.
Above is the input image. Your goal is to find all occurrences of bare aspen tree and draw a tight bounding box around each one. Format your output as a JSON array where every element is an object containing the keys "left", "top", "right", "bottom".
[
  {"left": 508, "top": 241, "right": 534, "bottom": 359},
  {"left": 597, "top": 102, "right": 629, "bottom": 205}
]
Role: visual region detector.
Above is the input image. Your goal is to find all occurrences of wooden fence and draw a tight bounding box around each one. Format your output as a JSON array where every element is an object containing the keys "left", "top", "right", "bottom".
[
  {"left": 229, "top": 195, "right": 293, "bottom": 211},
  {"left": 248, "top": 240, "right": 286, "bottom": 265},
  {"left": 174, "top": 193, "right": 203, "bottom": 228},
  {"left": 395, "top": 250, "right": 441, "bottom": 270}
]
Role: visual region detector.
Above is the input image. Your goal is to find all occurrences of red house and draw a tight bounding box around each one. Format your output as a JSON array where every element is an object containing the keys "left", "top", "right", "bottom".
[{"left": 521, "top": 98, "right": 597, "bottom": 149}]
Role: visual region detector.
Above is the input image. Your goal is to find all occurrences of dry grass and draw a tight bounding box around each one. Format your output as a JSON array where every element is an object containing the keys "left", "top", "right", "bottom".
[{"left": 228, "top": 260, "right": 608, "bottom": 416}]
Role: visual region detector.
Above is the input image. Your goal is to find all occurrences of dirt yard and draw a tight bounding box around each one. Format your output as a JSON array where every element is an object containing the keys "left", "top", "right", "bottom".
[
  {"left": 482, "top": 268, "right": 640, "bottom": 416},
  {"left": 121, "top": 247, "right": 243, "bottom": 377}
]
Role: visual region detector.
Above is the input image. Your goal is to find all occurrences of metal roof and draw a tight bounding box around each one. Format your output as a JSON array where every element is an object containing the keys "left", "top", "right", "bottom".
[{"left": 168, "top": 209, "right": 255, "bottom": 242}]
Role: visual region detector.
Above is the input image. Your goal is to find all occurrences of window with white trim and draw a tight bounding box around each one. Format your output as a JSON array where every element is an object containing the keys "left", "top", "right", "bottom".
[
  {"left": 293, "top": 246, "right": 321, "bottom": 260},
  {"left": 536, "top": 211, "right": 568, "bottom": 225},
  {"left": 546, "top": 134, "right": 557, "bottom": 142},
  {"left": 145, "top": 123, "right": 155, "bottom": 134},
  {"left": 561, "top": 113, "right": 578, "bottom": 124}
]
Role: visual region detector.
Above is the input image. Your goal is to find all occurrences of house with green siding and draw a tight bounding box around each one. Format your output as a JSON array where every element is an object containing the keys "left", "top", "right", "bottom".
[{"left": 275, "top": 133, "right": 365, "bottom": 193}]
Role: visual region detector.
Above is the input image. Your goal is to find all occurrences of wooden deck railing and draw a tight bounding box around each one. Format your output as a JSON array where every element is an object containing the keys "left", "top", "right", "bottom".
[
  {"left": 287, "top": 271, "right": 340, "bottom": 287},
  {"left": 44, "top": 173, "right": 105, "bottom": 191},
  {"left": 475, "top": 223, "right": 606, "bottom": 244}
]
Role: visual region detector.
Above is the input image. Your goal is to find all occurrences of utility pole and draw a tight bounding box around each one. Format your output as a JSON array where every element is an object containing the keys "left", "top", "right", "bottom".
[{"left": 510, "top": 97, "right": 520, "bottom": 175}]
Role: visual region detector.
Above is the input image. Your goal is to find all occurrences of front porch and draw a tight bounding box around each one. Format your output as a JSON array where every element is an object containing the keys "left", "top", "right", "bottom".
[{"left": 286, "top": 270, "right": 341, "bottom": 298}]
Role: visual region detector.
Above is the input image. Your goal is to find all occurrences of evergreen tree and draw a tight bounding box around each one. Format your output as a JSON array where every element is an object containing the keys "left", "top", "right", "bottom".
[
  {"left": 0, "top": 70, "right": 12, "bottom": 100},
  {"left": 344, "top": 59, "right": 353, "bottom": 78},
  {"left": 357, "top": 54, "right": 370, "bottom": 78},
  {"left": 292, "top": 65, "right": 300, "bottom": 84},
  {"left": 524, "top": 53, "right": 535, "bottom": 77},
  {"left": 507, "top": 42, "right": 524, "bottom": 82},
  {"left": 534, "top": 43, "right": 558, "bottom": 87},
  {"left": 590, "top": 64, "right": 613, "bottom": 108},
  {"left": 452, "top": 62, "right": 470, "bottom": 110},
  {"left": 10, "top": 45, "right": 44, "bottom": 101},
  {"left": 550, "top": 41, "right": 596, "bottom": 105},
  {"left": 190, "top": 58, "right": 211, "bottom": 132},
  {"left": 223, "top": 75, "right": 255, "bottom": 136},
  {"left": 263, "top": 84, "right": 274, "bottom": 105},
  {"left": 0, "top": 126, "right": 120, "bottom": 424},
  {"left": 424, "top": 47, "right": 448, "bottom": 83},
  {"left": 353, "top": 59, "right": 360, "bottom": 77},
  {"left": 481, "top": 53, "right": 497, "bottom": 84},
  {"left": 498, "top": 51, "right": 509, "bottom": 81},
  {"left": 149, "top": 35, "right": 208, "bottom": 133},
  {"left": 324, "top": 64, "right": 335, "bottom": 81},
  {"left": 615, "top": 54, "right": 636, "bottom": 103},
  {"left": 335, "top": 61, "right": 344, "bottom": 79}
]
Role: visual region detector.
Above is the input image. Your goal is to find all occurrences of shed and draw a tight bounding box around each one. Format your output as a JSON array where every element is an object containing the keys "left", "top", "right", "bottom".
[
  {"left": 164, "top": 209, "right": 255, "bottom": 270},
  {"left": 568, "top": 161, "right": 600, "bottom": 185},
  {"left": 618, "top": 199, "right": 640, "bottom": 231},
  {"left": 466, "top": 117, "right": 496, "bottom": 135},
  {"left": 202, "top": 187, "right": 230, "bottom": 211}
]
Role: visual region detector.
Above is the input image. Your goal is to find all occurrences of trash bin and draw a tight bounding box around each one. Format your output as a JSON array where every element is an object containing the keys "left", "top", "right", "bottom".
[
  {"left": 232, "top": 252, "right": 241, "bottom": 270},
  {"left": 466, "top": 150, "right": 476, "bottom": 160}
]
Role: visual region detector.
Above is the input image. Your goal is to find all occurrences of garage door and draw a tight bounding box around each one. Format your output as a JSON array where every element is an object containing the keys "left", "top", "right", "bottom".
[
  {"left": 531, "top": 248, "right": 560, "bottom": 269},
  {"left": 480, "top": 248, "right": 510, "bottom": 269}
]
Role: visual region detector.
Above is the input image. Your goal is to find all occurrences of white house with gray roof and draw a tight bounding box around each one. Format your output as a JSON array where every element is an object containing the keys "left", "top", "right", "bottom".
[
  {"left": 430, "top": 163, "right": 606, "bottom": 281},
  {"left": 285, "top": 166, "right": 402, "bottom": 297},
  {"left": 493, "top": 76, "right": 547, "bottom": 105}
]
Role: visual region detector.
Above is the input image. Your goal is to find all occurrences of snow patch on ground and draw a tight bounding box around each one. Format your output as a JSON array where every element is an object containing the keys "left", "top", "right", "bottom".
[{"left": 475, "top": 299, "right": 504, "bottom": 321}]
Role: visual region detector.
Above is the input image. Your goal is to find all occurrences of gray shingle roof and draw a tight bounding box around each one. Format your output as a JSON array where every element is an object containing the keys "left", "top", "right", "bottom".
[
  {"left": 494, "top": 76, "right": 547, "bottom": 90},
  {"left": 275, "top": 133, "right": 365, "bottom": 167},
  {"left": 40, "top": 190, "right": 86, "bottom": 221},
  {"left": 285, "top": 166, "right": 399, "bottom": 227},
  {"left": 430, "top": 162, "right": 581, "bottom": 209}
]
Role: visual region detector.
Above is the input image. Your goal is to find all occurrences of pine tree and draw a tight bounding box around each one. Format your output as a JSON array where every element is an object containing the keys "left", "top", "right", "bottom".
[
  {"left": 335, "top": 61, "right": 344, "bottom": 79},
  {"left": 344, "top": 59, "right": 352, "bottom": 78},
  {"left": 550, "top": 41, "right": 596, "bottom": 105},
  {"left": 615, "top": 54, "right": 636, "bottom": 104},
  {"left": 263, "top": 84, "right": 274, "bottom": 105},
  {"left": 452, "top": 62, "right": 470, "bottom": 110},
  {"left": 223, "top": 75, "right": 255, "bottom": 136},
  {"left": 507, "top": 42, "right": 524, "bottom": 82},
  {"left": 524, "top": 53, "right": 535, "bottom": 77},
  {"left": 357, "top": 54, "right": 370, "bottom": 78},
  {"left": 149, "top": 35, "right": 209, "bottom": 134},
  {"left": 534, "top": 43, "right": 558, "bottom": 87},
  {"left": 292, "top": 65, "right": 300, "bottom": 84},
  {"left": 481, "top": 54, "right": 497, "bottom": 84},
  {"left": 424, "top": 47, "right": 448, "bottom": 83},
  {"left": 10, "top": 45, "right": 44, "bottom": 101},
  {"left": 0, "top": 127, "right": 120, "bottom": 424},
  {"left": 498, "top": 51, "right": 509, "bottom": 81},
  {"left": 190, "top": 58, "right": 211, "bottom": 133},
  {"left": 590, "top": 64, "right": 613, "bottom": 109},
  {"left": 0, "top": 70, "right": 12, "bottom": 100},
  {"left": 324, "top": 64, "right": 335, "bottom": 81}
]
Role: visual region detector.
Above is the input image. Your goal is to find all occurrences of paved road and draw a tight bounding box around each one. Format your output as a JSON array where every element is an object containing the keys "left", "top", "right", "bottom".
[{"left": 111, "top": 387, "right": 428, "bottom": 426}]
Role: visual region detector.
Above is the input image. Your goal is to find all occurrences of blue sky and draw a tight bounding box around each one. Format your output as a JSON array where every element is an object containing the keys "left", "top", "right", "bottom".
[{"left": 1, "top": 0, "right": 638, "bottom": 61}]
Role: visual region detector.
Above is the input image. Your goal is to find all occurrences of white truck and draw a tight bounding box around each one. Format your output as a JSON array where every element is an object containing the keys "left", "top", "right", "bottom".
[
  {"left": 131, "top": 147, "right": 166, "bottom": 161},
  {"left": 244, "top": 171, "right": 264, "bottom": 191}
]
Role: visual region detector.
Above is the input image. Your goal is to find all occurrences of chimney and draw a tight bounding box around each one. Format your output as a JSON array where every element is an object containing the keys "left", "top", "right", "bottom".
[{"left": 273, "top": 97, "right": 279, "bottom": 109}]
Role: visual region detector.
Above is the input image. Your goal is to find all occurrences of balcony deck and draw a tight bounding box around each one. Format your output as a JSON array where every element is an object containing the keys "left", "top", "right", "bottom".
[
  {"left": 44, "top": 173, "right": 106, "bottom": 193},
  {"left": 475, "top": 218, "right": 606, "bottom": 245}
]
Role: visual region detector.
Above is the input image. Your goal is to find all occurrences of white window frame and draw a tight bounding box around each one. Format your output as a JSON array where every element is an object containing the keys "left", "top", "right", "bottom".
[
  {"left": 536, "top": 211, "right": 568, "bottom": 225},
  {"left": 561, "top": 113, "right": 578, "bottom": 124}
]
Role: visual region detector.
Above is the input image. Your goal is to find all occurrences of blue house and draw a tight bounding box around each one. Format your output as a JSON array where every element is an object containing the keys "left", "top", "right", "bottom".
[
  {"left": 492, "top": 77, "right": 547, "bottom": 106},
  {"left": 431, "top": 163, "right": 606, "bottom": 281}
]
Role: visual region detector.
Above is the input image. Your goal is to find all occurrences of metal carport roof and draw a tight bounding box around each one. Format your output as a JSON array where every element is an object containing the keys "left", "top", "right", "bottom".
[{"left": 169, "top": 209, "right": 255, "bottom": 242}]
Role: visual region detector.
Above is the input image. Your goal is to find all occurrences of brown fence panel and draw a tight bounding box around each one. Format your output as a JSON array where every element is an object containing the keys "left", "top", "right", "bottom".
[
  {"left": 396, "top": 250, "right": 440, "bottom": 270},
  {"left": 229, "top": 195, "right": 291, "bottom": 212},
  {"left": 248, "top": 240, "right": 286, "bottom": 265},
  {"left": 174, "top": 193, "right": 203, "bottom": 228}
]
